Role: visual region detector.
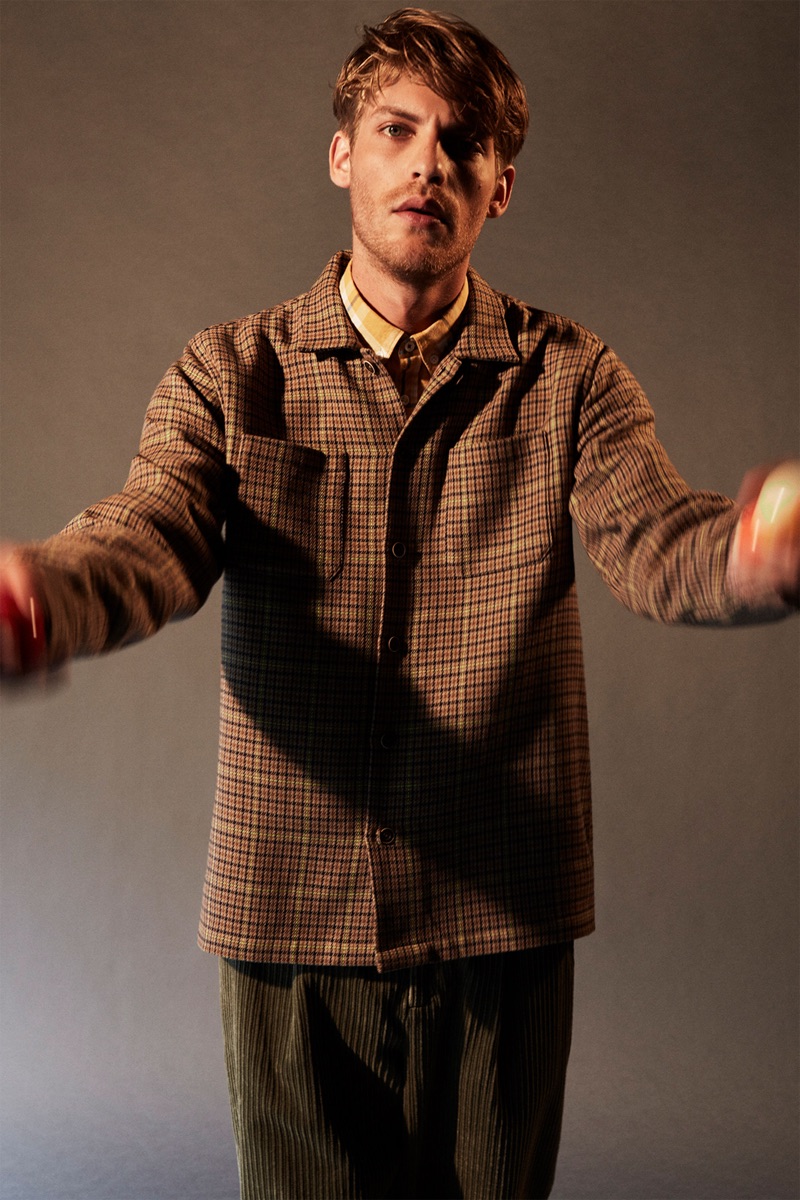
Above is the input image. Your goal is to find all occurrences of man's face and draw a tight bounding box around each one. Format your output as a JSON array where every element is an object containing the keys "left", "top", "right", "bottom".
[{"left": 329, "top": 75, "right": 515, "bottom": 289}]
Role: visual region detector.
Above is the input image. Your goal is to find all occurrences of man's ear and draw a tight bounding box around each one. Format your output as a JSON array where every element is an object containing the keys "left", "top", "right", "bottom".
[
  {"left": 487, "top": 164, "right": 515, "bottom": 219},
  {"left": 329, "top": 130, "right": 352, "bottom": 189}
]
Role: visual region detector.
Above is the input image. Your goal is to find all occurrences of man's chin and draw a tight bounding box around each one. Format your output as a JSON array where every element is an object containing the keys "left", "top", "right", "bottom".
[{"left": 384, "top": 247, "right": 463, "bottom": 286}]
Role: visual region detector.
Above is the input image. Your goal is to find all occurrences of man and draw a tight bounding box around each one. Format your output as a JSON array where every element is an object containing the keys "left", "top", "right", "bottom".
[{"left": 1, "top": 8, "right": 797, "bottom": 1199}]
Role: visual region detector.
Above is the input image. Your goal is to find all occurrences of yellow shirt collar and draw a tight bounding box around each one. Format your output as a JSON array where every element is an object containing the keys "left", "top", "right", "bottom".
[{"left": 339, "top": 260, "right": 469, "bottom": 369}]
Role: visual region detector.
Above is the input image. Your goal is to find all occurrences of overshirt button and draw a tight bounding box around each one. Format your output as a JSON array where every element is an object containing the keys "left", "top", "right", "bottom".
[
  {"left": 387, "top": 635, "right": 407, "bottom": 655},
  {"left": 400, "top": 394, "right": 410, "bottom": 405},
  {"left": 429, "top": 353, "right": 439, "bottom": 365},
  {"left": 379, "top": 732, "right": 395, "bottom": 750},
  {"left": 377, "top": 827, "right": 396, "bottom": 845},
  {"left": 404, "top": 338, "right": 416, "bottom": 353},
  {"left": 390, "top": 542, "right": 407, "bottom": 559}
]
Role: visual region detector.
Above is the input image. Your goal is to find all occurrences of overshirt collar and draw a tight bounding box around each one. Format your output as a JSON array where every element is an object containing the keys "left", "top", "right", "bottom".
[
  {"left": 456, "top": 269, "right": 521, "bottom": 364},
  {"left": 294, "top": 252, "right": 363, "bottom": 352}
]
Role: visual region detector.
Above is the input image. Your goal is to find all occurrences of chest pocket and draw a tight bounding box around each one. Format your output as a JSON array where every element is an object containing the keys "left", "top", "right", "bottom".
[
  {"left": 439, "top": 432, "right": 553, "bottom": 576},
  {"left": 226, "top": 435, "right": 347, "bottom": 579}
]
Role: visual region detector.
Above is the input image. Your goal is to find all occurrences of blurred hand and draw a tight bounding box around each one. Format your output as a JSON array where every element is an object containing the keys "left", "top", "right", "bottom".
[
  {"left": 728, "top": 460, "right": 800, "bottom": 607},
  {"left": 0, "top": 546, "right": 48, "bottom": 682}
]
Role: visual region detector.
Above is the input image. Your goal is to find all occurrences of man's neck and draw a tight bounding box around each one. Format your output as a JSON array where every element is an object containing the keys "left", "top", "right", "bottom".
[{"left": 349, "top": 252, "right": 468, "bottom": 334}]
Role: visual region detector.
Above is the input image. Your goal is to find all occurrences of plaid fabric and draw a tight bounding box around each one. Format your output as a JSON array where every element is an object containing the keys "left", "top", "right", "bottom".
[
  {"left": 23, "top": 251, "right": 752, "bottom": 970},
  {"left": 339, "top": 261, "right": 468, "bottom": 407}
]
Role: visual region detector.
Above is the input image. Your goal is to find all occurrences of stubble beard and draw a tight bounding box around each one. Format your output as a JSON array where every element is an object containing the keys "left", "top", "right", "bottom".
[{"left": 350, "top": 184, "right": 482, "bottom": 287}]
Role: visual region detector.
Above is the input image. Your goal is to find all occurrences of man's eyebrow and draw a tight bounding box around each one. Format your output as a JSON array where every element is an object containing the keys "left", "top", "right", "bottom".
[{"left": 370, "top": 105, "right": 422, "bottom": 123}]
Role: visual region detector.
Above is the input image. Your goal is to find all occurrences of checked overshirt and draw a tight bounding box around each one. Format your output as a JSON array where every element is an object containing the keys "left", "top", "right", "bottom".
[{"left": 23, "top": 252, "right": 760, "bottom": 970}]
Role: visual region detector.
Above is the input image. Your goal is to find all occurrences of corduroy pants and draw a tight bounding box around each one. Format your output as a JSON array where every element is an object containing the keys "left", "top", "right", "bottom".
[{"left": 220, "top": 944, "right": 573, "bottom": 1200}]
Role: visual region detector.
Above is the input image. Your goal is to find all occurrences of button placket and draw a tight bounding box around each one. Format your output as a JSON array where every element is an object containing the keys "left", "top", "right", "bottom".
[{"left": 367, "top": 418, "right": 430, "bottom": 945}]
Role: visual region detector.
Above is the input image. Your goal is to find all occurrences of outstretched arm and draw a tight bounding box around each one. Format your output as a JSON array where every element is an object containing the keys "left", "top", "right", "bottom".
[
  {"left": 1, "top": 335, "right": 229, "bottom": 681},
  {"left": 571, "top": 346, "right": 798, "bottom": 624}
]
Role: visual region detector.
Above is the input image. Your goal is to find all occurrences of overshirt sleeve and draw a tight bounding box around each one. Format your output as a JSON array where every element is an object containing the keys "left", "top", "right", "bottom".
[
  {"left": 569, "top": 345, "right": 783, "bottom": 625},
  {"left": 17, "top": 335, "right": 229, "bottom": 665}
]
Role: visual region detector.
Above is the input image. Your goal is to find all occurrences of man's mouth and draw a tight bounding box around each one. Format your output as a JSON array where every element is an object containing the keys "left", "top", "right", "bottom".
[{"left": 393, "top": 198, "right": 448, "bottom": 226}]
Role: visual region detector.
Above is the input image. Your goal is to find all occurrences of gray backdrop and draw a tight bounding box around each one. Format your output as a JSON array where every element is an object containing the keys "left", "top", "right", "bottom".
[{"left": 1, "top": 3, "right": 797, "bottom": 1198}]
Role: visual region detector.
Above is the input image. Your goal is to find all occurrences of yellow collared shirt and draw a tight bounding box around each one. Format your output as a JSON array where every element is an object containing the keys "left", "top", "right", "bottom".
[{"left": 339, "top": 261, "right": 468, "bottom": 409}]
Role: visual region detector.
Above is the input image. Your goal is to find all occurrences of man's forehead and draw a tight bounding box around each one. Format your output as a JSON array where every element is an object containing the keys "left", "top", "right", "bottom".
[{"left": 358, "top": 76, "right": 480, "bottom": 132}]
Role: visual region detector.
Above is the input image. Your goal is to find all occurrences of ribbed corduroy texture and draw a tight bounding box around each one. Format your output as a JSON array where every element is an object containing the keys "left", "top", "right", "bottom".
[{"left": 220, "top": 945, "right": 573, "bottom": 1199}]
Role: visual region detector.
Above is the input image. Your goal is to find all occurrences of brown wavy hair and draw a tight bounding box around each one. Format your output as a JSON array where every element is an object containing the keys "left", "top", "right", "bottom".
[{"left": 333, "top": 8, "right": 529, "bottom": 169}]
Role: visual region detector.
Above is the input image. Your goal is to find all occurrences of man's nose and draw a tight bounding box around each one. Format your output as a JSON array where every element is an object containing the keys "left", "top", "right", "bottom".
[{"left": 411, "top": 134, "right": 445, "bottom": 185}]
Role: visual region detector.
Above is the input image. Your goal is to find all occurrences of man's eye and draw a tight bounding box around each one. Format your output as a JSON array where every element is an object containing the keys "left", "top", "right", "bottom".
[
  {"left": 446, "top": 135, "right": 484, "bottom": 160},
  {"left": 382, "top": 124, "right": 407, "bottom": 138}
]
